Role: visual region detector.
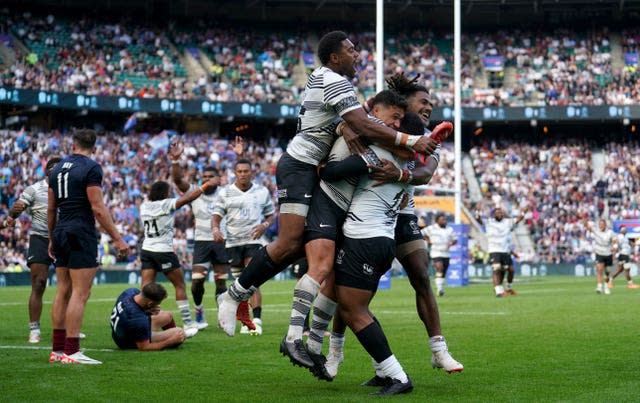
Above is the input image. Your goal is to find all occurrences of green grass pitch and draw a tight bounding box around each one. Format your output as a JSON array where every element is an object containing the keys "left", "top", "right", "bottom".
[{"left": 1, "top": 276, "right": 638, "bottom": 402}]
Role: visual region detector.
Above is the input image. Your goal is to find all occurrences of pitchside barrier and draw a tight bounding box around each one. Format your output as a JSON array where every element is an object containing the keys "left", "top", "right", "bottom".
[{"left": 3, "top": 261, "right": 636, "bottom": 287}]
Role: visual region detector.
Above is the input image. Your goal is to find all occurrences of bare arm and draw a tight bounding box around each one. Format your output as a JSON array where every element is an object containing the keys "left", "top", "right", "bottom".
[
  {"left": 211, "top": 213, "right": 224, "bottom": 243},
  {"left": 175, "top": 180, "right": 216, "bottom": 209},
  {"left": 410, "top": 155, "right": 439, "bottom": 186},
  {"left": 169, "top": 142, "right": 190, "bottom": 193},
  {"left": 47, "top": 188, "right": 57, "bottom": 259},
  {"left": 1, "top": 198, "right": 28, "bottom": 229},
  {"left": 341, "top": 107, "right": 437, "bottom": 155},
  {"left": 135, "top": 331, "right": 185, "bottom": 351},
  {"left": 250, "top": 213, "right": 273, "bottom": 240}
]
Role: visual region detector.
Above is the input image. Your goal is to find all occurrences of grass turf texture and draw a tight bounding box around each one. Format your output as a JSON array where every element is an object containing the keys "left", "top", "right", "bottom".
[{"left": 1, "top": 276, "right": 637, "bottom": 402}]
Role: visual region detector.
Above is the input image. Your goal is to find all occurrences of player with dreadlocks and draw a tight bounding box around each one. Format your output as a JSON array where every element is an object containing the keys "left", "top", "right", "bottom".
[{"left": 323, "top": 73, "right": 463, "bottom": 383}]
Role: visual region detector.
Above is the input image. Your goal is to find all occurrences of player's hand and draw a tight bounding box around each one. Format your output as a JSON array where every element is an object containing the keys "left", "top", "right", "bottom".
[
  {"left": 174, "top": 328, "right": 187, "bottom": 344},
  {"left": 206, "top": 176, "right": 220, "bottom": 189},
  {"left": 412, "top": 136, "right": 438, "bottom": 155},
  {"left": 47, "top": 240, "right": 56, "bottom": 261},
  {"left": 169, "top": 140, "right": 183, "bottom": 161},
  {"left": 369, "top": 158, "right": 401, "bottom": 187},
  {"left": 114, "top": 239, "right": 128, "bottom": 260},
  {"left": 3, "top": 217, "right": 15, "bottom": 228},
  {"left": 342, "top": 124, "right": 367, "bottom": 155},
  {"left": 250, "top": 223, "right": 268, "bottom": 240},
  {"left": 231, "top": 136, "right": 245, "bottom": 156},
  {"left": 212, "top": 228, "right": 225, "bottom": 243},
  {"left": 399, "top": 192, "right": 409, "bottom": 210}
]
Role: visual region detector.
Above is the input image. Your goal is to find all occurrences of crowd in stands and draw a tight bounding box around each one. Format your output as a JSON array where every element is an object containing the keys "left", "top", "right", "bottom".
[
  {"left": 469, "top": 140, "right": 640, "bottom": 263},
  {"left": 0, "top": 128, "right": 282, "bottom": 272},
  {"left": 2, "top": 126, "right": 639, "bottom": 270},
  {"left": 2, "top": 10, "right": 640, "bottom": 106}
]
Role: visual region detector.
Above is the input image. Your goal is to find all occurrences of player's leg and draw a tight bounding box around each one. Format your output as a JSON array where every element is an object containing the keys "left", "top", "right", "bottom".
[
  {"left": 506, "top": 256, "right": 516, "bottom": 295},
  {"left": 191, "top": 264, "right": 209, "bottom": 328},
  {"left": 165, "top": 266, "right": 197, "bottom": 334},
  {"left": 151, "top": 310, "right": 177, "bottom": 330},
  {"left": 399, "top": 246, "right": 462, "bottom": 373},
  {"left": 491, "top": 254, "right": 505, "bottom": 297},
  {"left": 603, "top": 259, "right": 612, "bottom": 294},
  {"left": 50, "top": 266, "right": 71, "bottom": 361},
  {"left": 622, "top": 257, "right": 639, "bottom": 288},
  {"left": 433, "top": 259, "right": 446, "bottom": 296},
  {"left": 336, "top": 284, "right": 412, "bottom": 395},
  {"left": 28, "top": 262, "right": 49, "bottom": 343},
  {"left": 595, "top": 260, "right": 604, "bottom": 294},
  {"left": 228, "top": 248, "right": 256, "bottom": 333},
  {"left": 62, "top": 267, "right": 99, "bottom": 363},
  {"left": 285, "top": 238, "right": 334, "bottom": 344},
  {"left": 244, "top": 248, "right": 263, "bottom": 335}
]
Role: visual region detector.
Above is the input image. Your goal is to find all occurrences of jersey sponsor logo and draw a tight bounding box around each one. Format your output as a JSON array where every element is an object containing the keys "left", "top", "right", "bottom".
[
  {"left": 362, "top": 263, "right": 374, "bottom": 276},
  {"left": 161, "top": 262, "right": 172, "bottom": 269}
]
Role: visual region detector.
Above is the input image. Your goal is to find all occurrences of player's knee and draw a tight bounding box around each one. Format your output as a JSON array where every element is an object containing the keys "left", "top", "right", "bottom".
[{"left": 32, "top": 277, "right": 47, "bottom": 294}]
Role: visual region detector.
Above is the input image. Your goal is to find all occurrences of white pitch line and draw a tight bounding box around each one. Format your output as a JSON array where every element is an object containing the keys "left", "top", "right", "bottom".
[{"left": 0, "top": 345, "right": 115, "bottom": 352}]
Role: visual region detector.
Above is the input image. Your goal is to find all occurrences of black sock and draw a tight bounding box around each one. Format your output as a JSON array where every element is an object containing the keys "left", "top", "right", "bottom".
[
  {"left": 252, "top": 306, "right": 262, "bottom": 319},
  {"left": 238, "top": 246, "right": 286, "bottom": 288},
  {"left": 191, "top": 279, "right": 205, "bottom": 306},
  {"left": 354, "top": 321, "right": 393, "bottom": 364}
]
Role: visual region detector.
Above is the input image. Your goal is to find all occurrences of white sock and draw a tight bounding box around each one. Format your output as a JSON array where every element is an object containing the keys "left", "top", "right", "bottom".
[
  {"left": 307, "top": 293, "right": 337, "bottom": 354},
  {"left": 286, "top": 274, "right": 320, "bottom": 341},
  {"left": 378, "top": 355, "right": 408, "bottom": 383},
  {"left": 329, "top": 332, "right": 345, "bottom": 354},
  {"left": 177, "top": 299, "right": 192, "bottom": 325},
  {"left": 495, "top": 285, "right": 505, "bottom": 295},
  {"left": 435, "top": 277, "right": 445, "bottom": 291},
  {"left": 372, "top": 357, "right": 384, "bottom": 377}
]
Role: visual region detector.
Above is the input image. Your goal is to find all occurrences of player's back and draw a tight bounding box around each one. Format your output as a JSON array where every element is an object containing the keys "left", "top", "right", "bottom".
[
  {"left": 343, "top": 146, "right": 406, "bottom": 240},
  {"left": 140, "top": 198, "right": 177, "bottom": 252},
  {"left": 49, "top": 154, "right": 102, "bottom": 226},
  {"left": 287, "top": 66, "right": 360, "bottom": 165}
]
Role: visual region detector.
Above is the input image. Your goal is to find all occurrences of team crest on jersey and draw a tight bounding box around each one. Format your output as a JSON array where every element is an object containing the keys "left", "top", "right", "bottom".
[
  {"left": 409, "top": 220, "right": 420, "bottom": 234},
  {"left": 336, "top": 249, "right": 345, "bottom": 264},
  {"left": 362, "top": 263, "right": 374, "bottom": 276}
]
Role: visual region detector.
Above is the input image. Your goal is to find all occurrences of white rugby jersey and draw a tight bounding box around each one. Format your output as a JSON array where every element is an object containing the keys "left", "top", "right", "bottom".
[
  {"left": 591, "top": 228, "right": 614, "bottom": 256},
  {"left": 140, "top": 198, "right": 177, "bottom": 253},
  {"left": 422, "top": 224, "right": 456, "bottom": 258},
  {"left": 287, "top": 66, "right": 361, "bottom": 165},
  {"left": 343, "top": 146, "right": 406, "bottom": 240},
  {"left": 18, "top": 179, "right": 49, "bottom": 237},
  {"left": 319, "top": 136, "right": 360, "bottom": 212},
  {"left": 213, "top": 182, "right": 275, "bottom": 248},
  {"left": 617, "top": 234, "right": 631, "bottom": 256},
  {"left": 188, "top": 184, "right": 220, "bottom": 242},
  {"left": 485, "top": 218, "right": 516, "bottom": 254},
  {"left": 399, "top": 127, "right": 442, "bottom": 215}
]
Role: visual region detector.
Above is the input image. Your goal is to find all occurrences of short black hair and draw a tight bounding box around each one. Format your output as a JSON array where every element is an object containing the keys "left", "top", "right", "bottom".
[
  {"left": 317, "top": 31, "right": 348, "bottom": 65},
  {"left": 141, "top": 283, "right": 167, "bottom": 303},
  {"left": 235, "top": 158, "right": 252, "bottom": 169},
  {"left": 399, "top": 112, "right": 425, "bottom": 136},
  {"left": 45, "top": 156, "right": 62, "bottom": 175},
  {"left": 73, "top": 129, "right": 97, "bottom": 150},
  {"left": 386, "top": 73, "right": 430, "bottom": 100},
  {"left": 149, "top": 181, "right": 170, "bottom": 201},
  {"left": 203, "top": 166, "right": 219, "bottom": 175},
  {"left": 435, "top": 213, "right": 447, "bottom": 222},
  {"left": 372, "top": 90, "right": 408, "bottom": 110}
]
